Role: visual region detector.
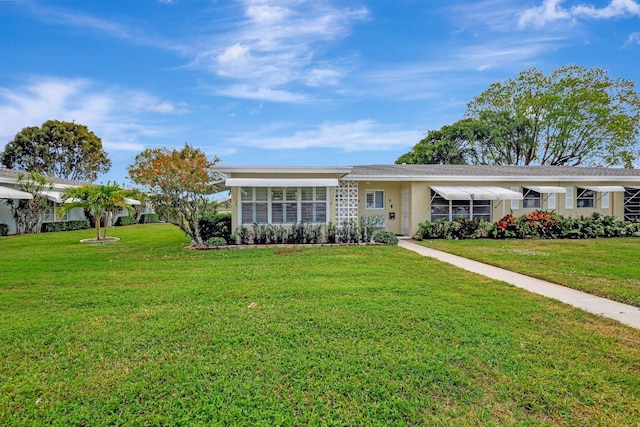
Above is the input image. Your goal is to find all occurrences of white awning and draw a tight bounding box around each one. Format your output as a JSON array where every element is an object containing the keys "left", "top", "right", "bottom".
[
  {"left": 0, "top": 185, "right": 33, "bottom": 200},
  {"left": 125, "top": 198, "right": 141, "bottom": 205},
  {"left": 579, "top": 185, "right": 626, "bottom": 192},
  {"left": 224, "top": 178, "right": 339, "bottom": 187},
  {"left": 38, "top": 190, "right": 76, "bottom": 204},
  {"left": 523, "top": 186, "right": 566, "bottom": 194},
  {"left": 431, "top": 185, "right": 523, "bottom": 201}
]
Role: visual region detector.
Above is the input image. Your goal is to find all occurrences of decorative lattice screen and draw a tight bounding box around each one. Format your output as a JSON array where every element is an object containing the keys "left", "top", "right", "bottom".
[{"left": 335, "top": 180, "right": 358, "bottom": 224}]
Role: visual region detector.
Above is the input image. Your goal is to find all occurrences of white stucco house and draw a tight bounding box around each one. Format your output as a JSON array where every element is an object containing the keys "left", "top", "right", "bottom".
[
  {"left": 214, "top": 164, "right": 640, "bottom": 237},
  {"left": 0, "top": 168, "right": 144, "bottom": 235}
]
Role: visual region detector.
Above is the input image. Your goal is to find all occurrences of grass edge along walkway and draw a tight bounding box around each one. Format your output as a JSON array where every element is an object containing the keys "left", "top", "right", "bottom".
[{"left": 398, "top": 239, "right": 640, "bottom": 329}]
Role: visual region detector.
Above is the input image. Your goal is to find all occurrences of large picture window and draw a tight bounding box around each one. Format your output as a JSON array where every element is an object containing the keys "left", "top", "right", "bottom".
[
  {"left": 240, "top": 186, "right": 328, "bottom": 224},
  {"left": 576, "top": 188, "right": 595, "bottom": 208},
  {"left": 430, "top": 191, "right": 491, "bottom": 222}
]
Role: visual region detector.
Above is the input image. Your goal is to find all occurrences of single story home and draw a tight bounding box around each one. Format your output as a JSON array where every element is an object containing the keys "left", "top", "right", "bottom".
[
  {"left": 0, "top": 168, "right": 144, "bottom": 235},
  {"left": 214, "top": 164, "right": 640, "bottom": 237}
]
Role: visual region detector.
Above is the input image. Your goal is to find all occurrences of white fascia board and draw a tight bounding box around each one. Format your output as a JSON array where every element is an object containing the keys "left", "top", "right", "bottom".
[
  {"left": 214, "top": 166, "right": 352, "bottom": 175},
  {"left": 344, "top": 175, "right": 640, "bottom": 183}
]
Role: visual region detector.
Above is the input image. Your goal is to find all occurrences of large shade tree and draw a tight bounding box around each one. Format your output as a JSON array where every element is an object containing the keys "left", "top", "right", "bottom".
[
  {"left": 398, "top": 66, "right": 640, "bottom": 167},
  {"left": 466, "top": 65, "right": 640, "bottom": 167},
  {"left": 127, "top": 143, "right": 220, "bottom": 246},
  {"left": 1, "top": 120, "right": 111, "bottom": 181}
]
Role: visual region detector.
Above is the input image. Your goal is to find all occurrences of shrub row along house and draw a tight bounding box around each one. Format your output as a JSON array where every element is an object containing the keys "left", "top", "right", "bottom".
[
  {"left": 214, "top": 164, "right": 640, "bottom": 237},
  {"left": 0, "top": 168, "right": 146, "bottom": 235}
]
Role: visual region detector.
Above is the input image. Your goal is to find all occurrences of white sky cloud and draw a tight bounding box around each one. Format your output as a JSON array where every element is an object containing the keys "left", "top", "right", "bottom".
[
  {"left": 519, "top": 0, "right": 640, "bottom": 28},
  {"left": 623, "top": 31, "right": 640, "bottom": 46},
  {"left": 192, "top": 0, "right": 369, "bottom": 102},
  {"left": 227, "top": 120, "right": 422, "bottom": 152},
  {"left": 0, "top": 77, "right": 185, "bottom": 153}
]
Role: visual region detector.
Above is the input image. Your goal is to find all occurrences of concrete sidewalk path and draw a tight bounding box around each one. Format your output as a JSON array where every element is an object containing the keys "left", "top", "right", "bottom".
[{"left": 398, "top": 239, "right": 640, "bottom": 330}]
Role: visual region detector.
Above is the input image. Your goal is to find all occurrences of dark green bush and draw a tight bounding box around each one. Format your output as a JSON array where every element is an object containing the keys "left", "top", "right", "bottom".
[
  {"left": 199, "top": 213, "right": 232, "bottom": 242},
  {"left": 0, "top": 224, "right": 8, "bottom": 236},
  {"left": 372, "top": 231, "right": 398, "bottom": 245},
  {"left": 41, "top": 220, "right": 90, "bottom": 233},
  {"left": 206, "top": 237, "right": 227, "bottom": 247},
  {"left": 114, "top": 215, "right": 136, "bottom": 226},
  {"left": 139, "top": 213, "right": 159, "bottom": 224}
]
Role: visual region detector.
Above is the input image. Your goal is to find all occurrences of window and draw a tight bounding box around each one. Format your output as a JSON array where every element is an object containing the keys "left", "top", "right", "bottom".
[
  {"left": 241, "top": 187, "right": 268, "bottom": 224},
  {"left": 301, "top": 187, "right": 327, "bottom": 223},
  {"left": 240, "top": 186, "right": 328, "bottom": 225},
  {"left": 365, "top": 190, "right": 384, "bottom": 209},
  {"left": 576, "top": 188, "right": 595, "bottom": 208},
  {"left": 271, "top": 187, "right": 298, "bottom": 224},
  {"left": 523, "top": 189, "right": 541, "bottom": 209},
  {"left": 42, "top": 201, "right": 68, "bottom": 222},
  {"left": 430, "top": 191, "right": 491, "bottom": 221},
  {"left": 624, "top": 188, "right": 640, "bottom": 221}
]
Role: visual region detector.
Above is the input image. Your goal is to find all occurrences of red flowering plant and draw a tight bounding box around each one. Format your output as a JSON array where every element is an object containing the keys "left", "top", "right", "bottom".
[
  {"left": 521, "top": 210, "right": 561, "bottom": 238},
  {"left": 493, "top": 210, "right": 561, "bottom": 239},
  {"left": 492, "top": 213, "right": 518, "bottom": 238},
  {"left": 128, "top": 144, "right": 220, "bottom": 246}
]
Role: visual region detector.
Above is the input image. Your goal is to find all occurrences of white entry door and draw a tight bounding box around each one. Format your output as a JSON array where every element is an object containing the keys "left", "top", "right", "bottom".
[{"left": 401, "top": 189, "right": 410, "bottom": 235}]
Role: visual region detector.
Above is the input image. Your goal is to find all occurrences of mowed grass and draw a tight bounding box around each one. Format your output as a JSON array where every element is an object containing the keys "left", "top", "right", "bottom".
[
  {"left": 1, "top": 225, "right": 639, "bottom": 426},
  {"left": 423, "top": 238, "right": 640, "bottom": 308}
]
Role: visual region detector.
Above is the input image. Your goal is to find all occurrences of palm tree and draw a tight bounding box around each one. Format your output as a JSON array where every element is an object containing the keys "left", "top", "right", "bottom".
[{"left": 59, "top": 183, "right": 133, "bottom": 240}]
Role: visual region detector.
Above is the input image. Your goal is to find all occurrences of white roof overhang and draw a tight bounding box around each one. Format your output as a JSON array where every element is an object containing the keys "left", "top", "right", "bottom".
[
  {"left": 579, "top": 185, "right": 626, "bottom": 192},
  {"left": 125, "top": 198, "right": 141, "bottom": 205},
  {"left": 225, "top": 178, "right": 339, "bottom": 187},
  {"left": 431, "top": 185, "right": 523, "bottom": 201},
  {"left": 523, "top": 186, "right": 566, "bottom": 194},
  {"left": 0, "top": 185, "right": 34, "bottom": 200},
  {"left": 38, "top": 190, "right": 76, "bottom": 204}
]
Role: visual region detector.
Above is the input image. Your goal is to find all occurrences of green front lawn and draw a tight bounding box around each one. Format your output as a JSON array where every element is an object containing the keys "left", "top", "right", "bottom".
[
  {"left": 1, "top": 225, "right": 639, "bottom": 426},
  {"left": 423, "top": 238, "right": 640, "bottom": 308}
]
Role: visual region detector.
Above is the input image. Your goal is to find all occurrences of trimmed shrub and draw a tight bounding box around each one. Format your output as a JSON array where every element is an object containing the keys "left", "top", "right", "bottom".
[
  {"left": 199, "top": 213, "right": 232, "bottom": 243},
  {"left": 206, "top": 237, "right": 227, "bottom": 247},
  {"left": 139, "top": 213, "right": 159, "bottom": 224},
  {"left": 41, "top": 220, "right": 90, "bottom": 233},
  {"left": 0, "top": 224, "right": 8, "bottom": 236},
  {"left": 372, "top": 231, "right": 398, "bottom": 245},
  {"left": 236, "top": 226, "right": 250, "bottom": 245},
  {"left": 114, "top": 215, "right": 136, "bottom": 226}
]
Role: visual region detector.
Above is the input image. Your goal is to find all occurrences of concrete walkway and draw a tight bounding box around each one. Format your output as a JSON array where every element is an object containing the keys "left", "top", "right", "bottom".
[{"left": 398, "top": 240, "right": 640, "bottom": 330}]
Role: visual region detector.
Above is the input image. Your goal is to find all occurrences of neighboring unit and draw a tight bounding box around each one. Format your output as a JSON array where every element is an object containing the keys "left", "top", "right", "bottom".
[
  {"left": 0, "top": 168, "right": 145, "bottom": 235},
  {"left": 214, "top": 164, "right": 640, "bottom": 236}
]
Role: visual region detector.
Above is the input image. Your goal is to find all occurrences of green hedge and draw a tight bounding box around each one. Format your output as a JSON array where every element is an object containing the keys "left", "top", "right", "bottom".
[
  {"left": 41, "top": 220, "right": 90, "bottom": 233},
  {"left": 114, "top": 215, "right": 136, "bottom": 226},
  {"left": 139, "top": 213, "right": 159, "bottom": 224},
  {"left": 199, "top": 213, "right": 232, "bottom": 243},
  {"left": 0, "top": 224, "right": 8, "bottom": 236},
  {"left": 416, "top": 211, "right": 640, "bottom": 240}
]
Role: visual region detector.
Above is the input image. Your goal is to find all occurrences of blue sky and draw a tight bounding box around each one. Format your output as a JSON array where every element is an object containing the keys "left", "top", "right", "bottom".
[{"left": 1, "top": 0, "right": 640, "bottom": 184}]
